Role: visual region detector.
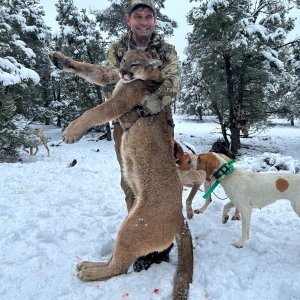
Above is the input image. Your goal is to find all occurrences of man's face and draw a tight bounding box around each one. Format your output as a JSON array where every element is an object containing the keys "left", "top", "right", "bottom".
[{"left": 125, "top": 7, "right": 157, "bottom": 39}]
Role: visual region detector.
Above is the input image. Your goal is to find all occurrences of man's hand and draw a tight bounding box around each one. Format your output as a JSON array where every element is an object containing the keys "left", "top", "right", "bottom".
[{"left": 140, "top": 94, "right": 162, "bottom": 114}]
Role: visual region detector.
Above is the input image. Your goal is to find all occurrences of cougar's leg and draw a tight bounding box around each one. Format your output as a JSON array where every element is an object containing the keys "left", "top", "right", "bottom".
[{"left": 77, "top": 210, "right": 175, "bottom": 281}]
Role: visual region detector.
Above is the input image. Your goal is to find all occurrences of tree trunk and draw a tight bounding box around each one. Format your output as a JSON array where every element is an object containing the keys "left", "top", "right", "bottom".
[
  {"left": 291, "top": 115, "right": 295, "bottom": 126},
  {"left": 105, "top": 123, "right": 112, "bottom": 141},
  {"left": 230, "top": 126, "right": 240, "bottom": 156}
]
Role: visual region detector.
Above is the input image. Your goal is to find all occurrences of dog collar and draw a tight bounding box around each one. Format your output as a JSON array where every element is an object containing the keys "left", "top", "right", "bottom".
[{"left": 203, "top": 160, "right": 235, "bottom": 199}]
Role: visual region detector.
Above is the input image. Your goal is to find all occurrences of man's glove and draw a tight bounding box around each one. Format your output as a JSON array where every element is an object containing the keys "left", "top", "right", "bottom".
[
  {"left": 140, "top": 94, "right": 172, "bottom": 115},
  {"left": 140, "top": 94, "right": 162, "bottom": 115}
]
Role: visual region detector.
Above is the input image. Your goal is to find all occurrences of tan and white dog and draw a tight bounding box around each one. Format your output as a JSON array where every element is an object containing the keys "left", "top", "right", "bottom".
[
  {"left": 197, "top": 152, "right": 300, "bottom": 248},
  {"left": 174, "top": 141, "right": 240, "bottom": 220},
  {"left": 24, "top": 128, "right": 50, "bottom": 157}
]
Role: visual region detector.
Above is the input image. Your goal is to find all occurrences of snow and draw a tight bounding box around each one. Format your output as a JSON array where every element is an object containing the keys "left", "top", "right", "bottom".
[
  {"left": 0, "top": 57, "right": 40, "bottom": 86},
  {"left": 1, "top": 115, "right": 300, "bottom": 300}
]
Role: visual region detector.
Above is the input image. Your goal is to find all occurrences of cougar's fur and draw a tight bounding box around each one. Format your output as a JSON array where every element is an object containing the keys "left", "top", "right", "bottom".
[{"left": 49, "top": 50, "right": 193, "bottom": 299}]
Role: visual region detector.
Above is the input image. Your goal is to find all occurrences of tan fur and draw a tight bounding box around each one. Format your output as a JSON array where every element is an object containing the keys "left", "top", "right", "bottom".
[
  {"left": 197, "top": 152, "right": 300, "bottom": 248},
  {"left": 174, "top": 141, "right": 240, "bottom": 220},
  {"left": 23, "top": 128, "right": 50, "bottom": 157},
  {"left": 49, "top": 50, "right": 193, "bottom": 299}
]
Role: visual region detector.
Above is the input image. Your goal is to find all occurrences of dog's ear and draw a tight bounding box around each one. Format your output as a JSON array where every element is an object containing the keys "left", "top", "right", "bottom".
[
  {"left": 198, "top": 153, "right": 218, "bottom": 181},
  {"left": 206, "top": 153, "right": 220, "bottom": 180}
]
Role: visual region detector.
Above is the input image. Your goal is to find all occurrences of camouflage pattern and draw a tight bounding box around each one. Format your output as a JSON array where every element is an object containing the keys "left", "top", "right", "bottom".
[
  {"left": 129, "top": 0, "right": 156, "bottom": 14},
  {"left": 104, "top": 31, "right": 180, "bottom": 129}
]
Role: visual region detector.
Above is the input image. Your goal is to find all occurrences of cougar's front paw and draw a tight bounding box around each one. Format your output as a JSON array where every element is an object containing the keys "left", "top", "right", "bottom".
[
  {"left": 62, "top": 121, "right": 86, "bottom": 144},
  {"left": 49, "top": 51, "right": 72, "bottom": 70}
]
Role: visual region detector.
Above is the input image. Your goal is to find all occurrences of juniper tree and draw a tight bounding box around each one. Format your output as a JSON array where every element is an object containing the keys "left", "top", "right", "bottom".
[
  {"left": 52, "top": 0, "right": 110, "bottom": 137},
  {"left": 182, "top": 0, "right": 298, "bottom": 155},
  {"left": 0, "top": 0, "right": 50, "bottom": 162}
]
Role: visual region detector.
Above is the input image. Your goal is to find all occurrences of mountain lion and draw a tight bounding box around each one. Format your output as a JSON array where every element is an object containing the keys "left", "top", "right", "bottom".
[{"left": 49, "top": 50, "right": 193, "bottom": 299}]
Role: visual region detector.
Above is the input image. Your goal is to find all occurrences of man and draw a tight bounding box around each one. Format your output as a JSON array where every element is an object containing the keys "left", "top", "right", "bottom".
[{"left": 103, "top": 0, "right": 180, "bottom": 272}]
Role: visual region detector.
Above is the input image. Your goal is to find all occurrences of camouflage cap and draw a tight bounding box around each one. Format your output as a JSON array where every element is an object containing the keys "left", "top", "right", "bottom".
[{"left": 130, "top": 0, "right": 156, "bottom": 14}]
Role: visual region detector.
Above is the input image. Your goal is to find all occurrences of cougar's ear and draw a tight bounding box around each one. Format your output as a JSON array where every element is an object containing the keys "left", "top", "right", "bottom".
[{"left": 148, "top": 59, "right": 162, "bottom": 68}]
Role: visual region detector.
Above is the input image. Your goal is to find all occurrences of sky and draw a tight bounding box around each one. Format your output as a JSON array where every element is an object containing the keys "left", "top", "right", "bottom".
[{"left": 1, "top": 115, "right": 300, "bottom": 299}]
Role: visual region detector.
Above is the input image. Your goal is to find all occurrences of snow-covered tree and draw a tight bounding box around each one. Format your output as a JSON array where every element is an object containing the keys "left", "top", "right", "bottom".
[
  {"left": 0, "top": 0, "right": 51, "bottom": 162},
  {"left": 51, "top": 0, "right": 109, "bottom": 135},
  {"left": 181, "top": 0, "right": 298, "bottom": 155}
]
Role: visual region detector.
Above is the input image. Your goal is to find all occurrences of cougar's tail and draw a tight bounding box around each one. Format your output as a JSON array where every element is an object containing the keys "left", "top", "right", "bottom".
[{"left": 173, "top": 221, "right": 193, "bottom": 300}]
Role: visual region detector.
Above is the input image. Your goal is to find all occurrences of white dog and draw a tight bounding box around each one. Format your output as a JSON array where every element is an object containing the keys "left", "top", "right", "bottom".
[{"left": 197, "top": 152, "right": 300, "bottom": 248}]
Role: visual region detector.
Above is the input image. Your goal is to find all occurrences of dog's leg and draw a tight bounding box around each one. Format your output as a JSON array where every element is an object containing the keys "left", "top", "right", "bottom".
[
  {"left": 231, "top": 207, "right": 241, "bottom": 221},
  {"left": 29, "top": 147, "right": 33, "bottom": 156},
  {"left": 43, "top": 142, "right": 50, "bottom": 157},
  {"left": 33, "top": 146, "right": 39, "bottom": 155},
  {"left": 194, "top": 180, "right": 212, "bottom": 214},
  {"left": 23, "top": 147, "right": 29, "bottom": 154},
  {"left": 232, "top": 207, "right": 252, "bottom": 248},
  {"left": 186, "top": 183, "right": 200, "bottom": 219},
  {"left": 222, "top": 202, "right": 235, "bottom": 224}
]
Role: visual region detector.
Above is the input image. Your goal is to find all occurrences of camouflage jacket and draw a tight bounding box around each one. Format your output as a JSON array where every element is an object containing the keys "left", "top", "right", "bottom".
[{"left": 103, "top": 31, "right": 179, "bottom": 128}]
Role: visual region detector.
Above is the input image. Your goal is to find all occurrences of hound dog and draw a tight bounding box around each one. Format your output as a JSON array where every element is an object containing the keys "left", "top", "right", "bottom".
[
  {"left": 24, "top": 128, "right": 50, "bottom": 157},
  {"left": 197, "top": 152, "right": 300, "bottom": 248},
  {"left": 174, "top": 141, "right": 240, "bottom": 220}
]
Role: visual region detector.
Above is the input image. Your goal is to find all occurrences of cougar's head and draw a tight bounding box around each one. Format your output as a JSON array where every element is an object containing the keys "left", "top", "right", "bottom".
[{"left": 119, "top": 50, "right": 162, "bottom": 82}]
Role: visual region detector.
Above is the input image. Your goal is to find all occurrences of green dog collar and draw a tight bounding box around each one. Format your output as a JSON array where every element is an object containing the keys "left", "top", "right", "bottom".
[{"left": 203, "top": 159, "right": 235, "bottom": 199}]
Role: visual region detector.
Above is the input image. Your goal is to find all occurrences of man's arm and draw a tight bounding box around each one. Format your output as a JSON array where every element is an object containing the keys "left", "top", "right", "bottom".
[
  {"left": 139, "top": 45, "right": 180, "bottom": 115},
  {"left": 155, "top": 44, "right": 180, "bottom": 106}
]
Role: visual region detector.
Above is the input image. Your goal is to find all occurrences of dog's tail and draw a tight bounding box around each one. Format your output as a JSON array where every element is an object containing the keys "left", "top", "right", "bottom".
[{"left": 173, "top": 221, "right": 193, "bottom": 300}]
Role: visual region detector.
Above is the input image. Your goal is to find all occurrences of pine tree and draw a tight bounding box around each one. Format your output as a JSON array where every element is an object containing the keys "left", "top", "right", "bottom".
[
  {"left": 182, "top": 0, "right": 298, "bottom": 155},
  {"left": 52, "top": 0, "right": 109, "bottom": 137},
  {"left": 0, "top": 0, "right": 50, "bottom": 162}
]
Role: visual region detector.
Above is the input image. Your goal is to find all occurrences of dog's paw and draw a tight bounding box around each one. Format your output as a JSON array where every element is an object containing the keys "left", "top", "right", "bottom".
[
  {"left": 194, "top": 208, "right": 204, "bottom": 214},
  {"left": 49, "top": 51, "right": 72, "bottom": 70},
  {"left": 231, "top": 215, "right": 241, "bottom": 221},
  {"left": 222, "top": 215, "right": 229, "bottom": 224},
  {"left": 232, "top": 242, "right": 244, "bottom": 248},
  {"left": 187, "top": 208, "right": 194, "bottom": 219}
]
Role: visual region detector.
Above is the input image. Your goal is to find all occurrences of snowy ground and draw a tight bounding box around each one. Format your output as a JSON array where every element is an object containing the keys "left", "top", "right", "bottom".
[{"left": 1, "top": 115, "right": 300, "bottom": 300}]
